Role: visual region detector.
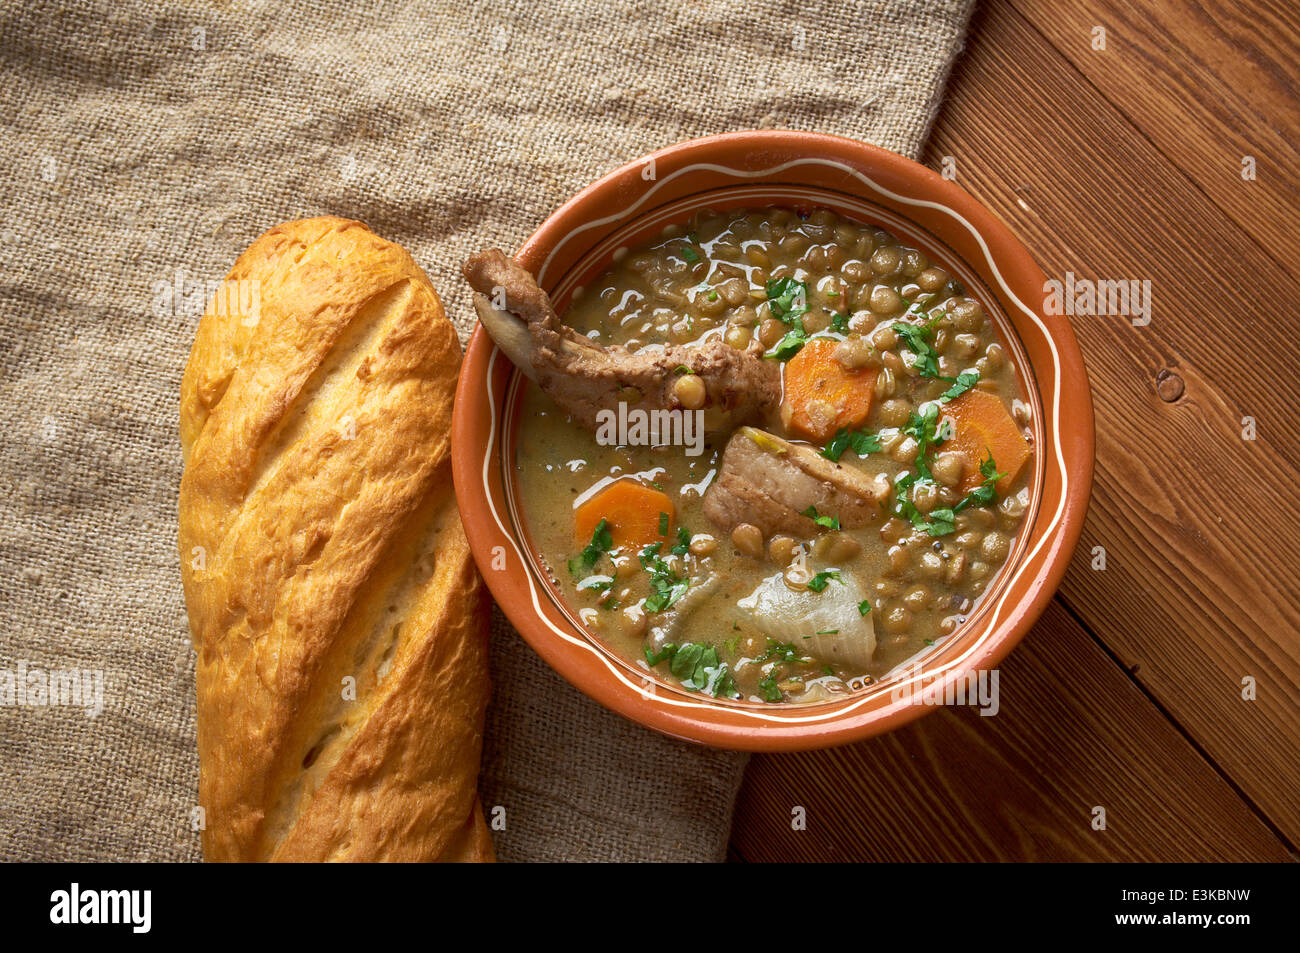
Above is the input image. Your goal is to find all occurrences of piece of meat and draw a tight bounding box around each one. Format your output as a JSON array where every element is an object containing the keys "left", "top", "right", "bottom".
[
  {"left": 703, "top": 427, "right": 887, "bottom": 537},
  {"left": 462, "top": 249, "right": 780, "bottom": 434}
]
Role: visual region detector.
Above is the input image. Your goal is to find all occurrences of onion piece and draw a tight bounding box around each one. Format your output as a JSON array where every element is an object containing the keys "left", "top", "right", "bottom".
[{"left": 737, "top": 571, "right": 876, "bottom": 671}]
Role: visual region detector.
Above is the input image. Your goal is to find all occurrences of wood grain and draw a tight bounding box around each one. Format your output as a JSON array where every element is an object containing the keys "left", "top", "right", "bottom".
[
  {"left": 731, "top": 0, "right": 1300, "bottom": 859},
  {"left": 1007, "top": 0, "right": 1300, "bottom": 281},
  {"left": 919, "top": 0, "right": 1300, "bottom": 845},
  {"left": 730, "top": 602, "right": 1291, "bottom": 862}
]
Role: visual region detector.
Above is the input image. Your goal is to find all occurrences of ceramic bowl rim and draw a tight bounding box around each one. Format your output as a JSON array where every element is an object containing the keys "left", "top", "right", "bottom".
[{"left": 451, "top": 130, "right": 1094, "bottom": 751}]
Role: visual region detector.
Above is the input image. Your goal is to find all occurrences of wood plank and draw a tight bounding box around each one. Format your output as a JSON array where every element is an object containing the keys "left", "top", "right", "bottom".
[
  {"left": 730, "top": 602, "right": 1291, "bottom": 862},
  {"left": 915, "top": 0, "right": 1300, "bottom": 844},
  {"left": 1006, "top": 0, "right": 1300, "bottom": 280}
]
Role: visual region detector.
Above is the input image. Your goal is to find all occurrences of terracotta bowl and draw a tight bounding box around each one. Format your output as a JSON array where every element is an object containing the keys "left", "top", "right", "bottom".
[{"left": 452, "top": 130, "right": 1093, "bottom": 751}]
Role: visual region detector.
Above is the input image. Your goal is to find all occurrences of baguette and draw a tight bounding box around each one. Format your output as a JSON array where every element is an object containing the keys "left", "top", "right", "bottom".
[{"left": 178, "top": 216, "right": 492, "bottom": 862}]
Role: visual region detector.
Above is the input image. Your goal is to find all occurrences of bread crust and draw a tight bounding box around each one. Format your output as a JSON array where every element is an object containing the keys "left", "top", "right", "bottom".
[{"left": 178, "top": 216, "right": 492, "bottom": 862}]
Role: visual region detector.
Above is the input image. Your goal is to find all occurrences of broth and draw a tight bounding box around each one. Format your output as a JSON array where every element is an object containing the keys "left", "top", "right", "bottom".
[{"left": 511, "top": 206, "right": 1033, "bottom": 705}]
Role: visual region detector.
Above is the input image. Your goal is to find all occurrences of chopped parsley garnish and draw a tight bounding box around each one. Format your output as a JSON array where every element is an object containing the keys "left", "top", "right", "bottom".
[
  {"left": 821, "top": 427, "right": 882, "bottom": 462},
  {"left": 801, "top": 505, "right": 841, "bottom": 531},
  {"left": 658, "top": 512, "right": 669, "bottom": 536},
  {"left": 858, "top": 599, "right": 872, "bottom": 616},
  {"left": 644, "top": 642, "right": 738, "bottom": 698},
  {"left": 902, "top": 403, "right": 950, "bottom": 479},
  {"left": 816, "top": 628, "right": 839, "bottom": 635},
  {"left": 893, "top": 469, "right": 954, "bottom": 537},
  {"left": 762, "top": 278, "right": 813, "bottom": 359},
  {"left": 669, "top": 525, "right": 692, "bottom": 557},
  {"left": 674, "top": 364, "right": 693, "bottom": 375},
  {"left": 892, "top": 405, "right": 953, "bottom": 535},
  {"left": 569, "top": 518, "right": 612, "bottom": 575},
  {"left": 806, "top": 570, "right": 842, "bottom": 593},
  {"left": 765, "top": 277, "right": 809, "bottom": 324},
  {"left": 952, "top": 453, "right": 1007, "bottom": 514},
  {"left": 680, "top": 243, "right": 700, "bottom": 263},
  {"left": 892, "top": 416, "right": 1004, "bottom": 536},
  {"left": 752, "top": 639, "right": 815, "bottom": 702},
  {"left": 577, "top": 574, "right": 615, "bottom": 593},
  {"left": 644, "top": 643, "right": 674, "bottom": 666},
  {"left": 892, "top": 320, "right": 942, "bottom": 378},
  {"left": 765, "top": 323, "right": 807, "bottom": 361},
  {"left": 940, "top": 370, "right": 980, "bottom": 401},
  {"left": 639, "top": 543, "right": 689, "bottom": 613},
  {"left": 913, "top": 502, "right": 956, "bottom": 537},
  {"left": 757, "top": 671, "right": 783, "bottom": 703},
  {"left": 757, "top": 639, "right": 803, "bottom": 664},
  {"left": 829, "top": 311, "right": 850, "bottom": 333}
]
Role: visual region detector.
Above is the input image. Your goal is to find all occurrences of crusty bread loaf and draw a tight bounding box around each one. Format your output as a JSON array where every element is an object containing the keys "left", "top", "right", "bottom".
[{"left": 178, "top": 216, "right": 492, "bottom": 862}]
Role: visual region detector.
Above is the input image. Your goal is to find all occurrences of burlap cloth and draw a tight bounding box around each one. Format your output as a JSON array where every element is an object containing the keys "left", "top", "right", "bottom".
[{"left": 0, "top": 0, "right": 972, "bottom": 862}]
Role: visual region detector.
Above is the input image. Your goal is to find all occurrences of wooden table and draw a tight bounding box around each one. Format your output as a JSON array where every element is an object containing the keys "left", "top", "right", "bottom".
[{"left": 729, "top": 0, "right": 1300, "bottom": 862}]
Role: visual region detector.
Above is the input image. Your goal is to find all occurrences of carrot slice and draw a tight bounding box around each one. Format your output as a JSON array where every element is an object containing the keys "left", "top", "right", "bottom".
[
  {"left": 574, "top": 479, "right": 674, "bottom": 552},
  {"left": 780, "top": 339, "right": 879, "bottom": 443},
  {"left": 943, "top": 389, "right": 1031, "bottom": 495}
]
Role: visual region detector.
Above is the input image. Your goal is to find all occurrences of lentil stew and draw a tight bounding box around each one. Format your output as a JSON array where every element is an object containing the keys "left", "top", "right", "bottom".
[{"left": 466, "top": 205, "right": 1035, "bottom": 705}]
